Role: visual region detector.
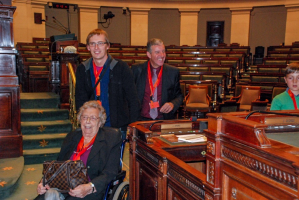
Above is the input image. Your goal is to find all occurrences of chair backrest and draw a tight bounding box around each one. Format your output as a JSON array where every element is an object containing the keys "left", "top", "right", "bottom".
[
  {"left": 218, "top": 100, "right": 240, "bottom": 112},
  {"left": 250, "top": 100, "right": 268, "bottom": 111},
  {"left": 180, "top": 82, "right": 186, "bottom": 98},
  {"left": 272, "top": 87, "right": 286, "bottom": 99},
  {"left": 187, "top": 85, "right": 208, "bottom": 104},
  {"left": 239, "top": 86, "right": 261, "bottom": 106}
]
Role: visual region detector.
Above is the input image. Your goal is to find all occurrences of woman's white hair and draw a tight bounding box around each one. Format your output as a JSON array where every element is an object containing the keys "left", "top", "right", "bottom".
[{"left": 77, "top": 101, "right": 106, "bottom": 127}]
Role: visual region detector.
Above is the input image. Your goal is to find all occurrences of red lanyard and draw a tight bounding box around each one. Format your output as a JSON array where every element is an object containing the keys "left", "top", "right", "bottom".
[
  {"left": 288, "top": 89, "right": 298, "bottom": 110},
  {"left": 93, "top": 61, "right": 103, "bottom": 97},
  {"left": 72, "top": 135, "right": 96, "bottom": 161},
  {"left": 147, "top": 61, "right": 163, "bottom": 98}
]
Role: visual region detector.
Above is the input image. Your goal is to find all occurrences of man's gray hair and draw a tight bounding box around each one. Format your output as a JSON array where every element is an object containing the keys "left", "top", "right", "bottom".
[{"left": 146, "top": 38, "right": 164, "bottom": 53}]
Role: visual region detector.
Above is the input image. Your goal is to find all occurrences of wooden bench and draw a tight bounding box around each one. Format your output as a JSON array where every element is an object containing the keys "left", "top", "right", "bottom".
[
  {"left": 267, "top": 45, "right": 299, "bottom": 54},
  {"left": 16, "top": 42, "right": 49, "bottom": 49},
  {"left": 32, "top": 37, "right": 50, "bottom": 44},
  {"left": 180, "top": 71, "right": 227, "bottom": 100},
  {"left": 263, "top": 57, "right": 299, "bottom": 65},
  {"left": 256, "top": 64, "right": 287, "bottom": 73},
  {"left": 267, "top": 51, "right": 299, "bottom": 57},
  {"left": 19, "top": 62, "right": 50, "bottom": 92},
  {"left": 249, "top": 72, "right": 285, "bottom": 83}
]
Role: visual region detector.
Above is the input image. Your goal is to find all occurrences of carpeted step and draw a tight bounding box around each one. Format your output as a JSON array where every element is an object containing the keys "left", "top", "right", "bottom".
[
  {"left": 23, "top": 133, "right": 67, "bottom": 150},
  {"left": 21, "top": 108, "right": 69, "bottom": 121},
  {"left": 4, "top": 164, "right": 43, "bottom": 200},
  {"left": 23, "top": 148, "right": 61, "bottom": 165},
  {"left": 0, "top": 157, "right": 24, "bottom": 199},
  {"left": 21, "top": 120, "right": 72, "bottom": 135},
  {"left": 21, "top": 92, "right": 60, "bottom": 109}
]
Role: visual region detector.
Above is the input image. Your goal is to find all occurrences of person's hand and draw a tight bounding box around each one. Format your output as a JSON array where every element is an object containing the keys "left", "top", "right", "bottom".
[
  {"left": 37, "top": 182, "right": 50, "bottom": 195},
  {"left": 160, "top": 102, "right": 174, "bottom": 113},
  {"left": 69, "top": 183, "right": 93, "bottom": 198}
]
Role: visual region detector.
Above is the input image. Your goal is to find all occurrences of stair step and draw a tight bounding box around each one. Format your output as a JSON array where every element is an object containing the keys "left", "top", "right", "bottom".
[
  {"left": 23, "top": 148, "right": 61, "bottom": 165},
  {"left": 21, "top": 120, "right": 72, "bottom": 135},
  {"left": 4, "top": 164, "right": 43, "bottom": 200},
  {"left": 23, "top": 133, "right": 67, "bottom": 150},
  {"left": 0, "top": 157, "right": 24, "bottom": 199},
  {"left": 21, "top": 108, "right": 69, "bottom": 121},
  {"left": 21, "top": 92, "right": 60, "bottom": 109}
]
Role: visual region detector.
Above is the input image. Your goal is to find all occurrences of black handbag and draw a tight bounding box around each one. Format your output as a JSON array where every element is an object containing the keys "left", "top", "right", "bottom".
[{"left": 43, "top": 160, "right": 89, "bottom": 193}]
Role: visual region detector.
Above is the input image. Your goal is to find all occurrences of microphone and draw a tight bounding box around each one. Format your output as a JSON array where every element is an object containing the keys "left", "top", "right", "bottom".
[
  {"left": 45, "top": 21, "right": 68, "bottom": 34},
  {"left": 52, "top": 16, "right": 69, "bottom": 34}
]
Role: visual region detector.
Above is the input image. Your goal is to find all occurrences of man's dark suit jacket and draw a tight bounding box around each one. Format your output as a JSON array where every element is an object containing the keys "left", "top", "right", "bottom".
[
  {"left": 57, "top": 127, "right": 122, "bottom": 199},
  {"left": 131, "top": 61, "right": 183, "bottom": 120}
]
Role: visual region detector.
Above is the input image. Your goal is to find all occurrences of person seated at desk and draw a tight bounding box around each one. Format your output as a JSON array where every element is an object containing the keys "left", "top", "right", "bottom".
[
  {"left": 35, "top": 101, "right": 122, "bottom": 200},
  {"left": 271, "top": 62, "right": 299, "bottom": 110}
]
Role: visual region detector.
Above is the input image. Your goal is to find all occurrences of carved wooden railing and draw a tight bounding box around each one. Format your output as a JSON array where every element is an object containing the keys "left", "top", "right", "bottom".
[{"left": 67, "top": 62, "right": 78, "bottom": 130}]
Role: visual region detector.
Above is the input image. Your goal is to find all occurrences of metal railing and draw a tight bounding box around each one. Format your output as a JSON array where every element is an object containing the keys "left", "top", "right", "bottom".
[{"left": 67, "top": 62, "right": 78, "bottom": 130}]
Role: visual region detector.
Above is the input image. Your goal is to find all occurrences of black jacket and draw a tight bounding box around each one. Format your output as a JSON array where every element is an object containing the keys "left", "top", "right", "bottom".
[
  {"left": 57, "top": 127, "right": 122, "bottom": 199},
  {"left": 75, "top": 55, "right": 140, "bottom": 128},
  {"left": 131, "top": 61, "right": 183, "bottom": 120}
]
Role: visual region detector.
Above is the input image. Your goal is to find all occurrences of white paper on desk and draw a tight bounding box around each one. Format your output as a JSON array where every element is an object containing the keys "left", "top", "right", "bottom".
[{"left": 177, "top": 134, "right": 207, "bottom": 143}]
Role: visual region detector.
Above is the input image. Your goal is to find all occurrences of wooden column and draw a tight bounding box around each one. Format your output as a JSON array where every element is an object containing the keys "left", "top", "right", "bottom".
[
  {"left": 230, "top": 8, "right": 252, "bottom": 46},
  {"left": 285, "top": 5, "right": 299, "bottom": 45},
  {"left": 130, "top": 8, "right": 150, "bottom": 46},
  {"left": 78, "top": 7, "right": 99, "bottom": 44},
  {"left": 179, "top": 9, "right": 200, "bottom": 46},
  {"left": 0, "top": 5, "right": 22, "bottom": 158},
  {"left": 49, "top": 40, "right": 79, "bottom": 109}
]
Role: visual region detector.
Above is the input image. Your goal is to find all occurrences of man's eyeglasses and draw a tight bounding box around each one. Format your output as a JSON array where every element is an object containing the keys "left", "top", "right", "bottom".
[
  {"left": 89, "top": 41, "right": 108, "bottom": 47},
  {"left": 81, "top": 116, "right": 99, "bottom": 122}
]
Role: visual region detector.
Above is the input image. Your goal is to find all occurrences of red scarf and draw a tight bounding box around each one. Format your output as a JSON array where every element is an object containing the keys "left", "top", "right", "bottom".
[
  {"left": 72, "top": 135, "right": 96, "bottom": 161},
  {"left": 288, "top": 89, "right": 298, "bottom": 110}
]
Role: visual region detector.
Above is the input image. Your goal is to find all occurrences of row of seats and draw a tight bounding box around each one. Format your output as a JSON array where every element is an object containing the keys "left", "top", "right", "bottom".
[{"left": 182, "top": 85, "right": 286, "bottom": 118}]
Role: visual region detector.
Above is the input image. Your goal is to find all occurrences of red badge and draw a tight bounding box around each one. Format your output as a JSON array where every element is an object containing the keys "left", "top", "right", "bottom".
[{"left": 150, "top": 101, "right": 159, "bottom": 109}]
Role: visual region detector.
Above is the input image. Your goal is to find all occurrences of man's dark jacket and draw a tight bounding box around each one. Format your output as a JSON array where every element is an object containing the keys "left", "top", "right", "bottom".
[
  {"left": 131, "top": 61, "right": 183, "bottom": 120},
  {"left": 57, "top": 127, "right": 122, "bottom": 199},
  {"left": 75, "top": 55, "right": 140, "bottom": 128}
]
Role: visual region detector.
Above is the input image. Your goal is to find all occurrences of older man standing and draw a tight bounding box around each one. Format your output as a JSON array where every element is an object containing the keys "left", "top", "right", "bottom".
[{"left": 131, "top": 38, "right": 183, "bottom": 120}]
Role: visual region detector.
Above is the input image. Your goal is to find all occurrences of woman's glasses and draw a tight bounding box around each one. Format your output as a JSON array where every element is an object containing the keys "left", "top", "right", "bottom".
[{"left": 81, "top": 116, "right": 99, "bottom": 122}]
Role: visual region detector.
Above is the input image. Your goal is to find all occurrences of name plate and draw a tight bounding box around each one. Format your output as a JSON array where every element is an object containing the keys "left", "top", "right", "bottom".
[
  {"left": 265, "top": 117, "right": 299, "bottom": 125},
  {"left": 161, "top": 122, "right": 192, "bottom": 130}
]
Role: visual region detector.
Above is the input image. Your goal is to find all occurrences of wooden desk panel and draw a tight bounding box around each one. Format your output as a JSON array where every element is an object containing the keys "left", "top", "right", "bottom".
[{"left": 129, "top": 111, "right": 299, "bottom": 200}]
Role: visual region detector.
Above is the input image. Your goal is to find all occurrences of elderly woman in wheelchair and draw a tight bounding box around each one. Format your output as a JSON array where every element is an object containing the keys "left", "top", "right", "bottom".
[{"left": 35, "top": 100, "right": 123, "bottom": 200}]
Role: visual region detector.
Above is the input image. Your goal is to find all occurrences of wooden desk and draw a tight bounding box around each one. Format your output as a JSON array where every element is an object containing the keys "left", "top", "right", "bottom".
[
  {"left": 128, "top": 119, "right": 208, "bottom": 200},
  {"left": 129, "top": 110, "right": 299, "bottom": 199}
]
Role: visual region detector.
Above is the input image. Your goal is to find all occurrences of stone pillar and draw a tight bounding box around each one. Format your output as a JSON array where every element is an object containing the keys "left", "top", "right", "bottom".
[
  {"left": 78, "top": 7, "right": 99, "bottom": 44},
  {"left": 285, "top": 5, "right": 299, "bottom": 45},
  {"left": 179, "top": 9, "right": 200, "bottom": 46},
  {"left": 230, "top": 8, "right": 252, "bottom": 46},
  {"left": 13, "top": 0, "right": 46, "bottom": 42},
  {"left": 130, "top": 8, "right": 150, "bottom": 46}
]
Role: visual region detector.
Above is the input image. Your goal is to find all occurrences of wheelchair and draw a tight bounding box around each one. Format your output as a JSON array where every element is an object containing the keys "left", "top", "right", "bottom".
[{"left": 103, "top": 138, "right": 129, "bottom": 200}]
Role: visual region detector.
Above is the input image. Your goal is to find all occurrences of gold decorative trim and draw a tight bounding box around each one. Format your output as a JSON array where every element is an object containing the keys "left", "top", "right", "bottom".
[
  {"left": 207, "top": 141, "right": 215, "bottom": 155},
  {"left": 168, "top": 168, "right": 205, "bottom": 198},
  {"left": 207, "top": 160, "right": 215, "bottom": 185}
]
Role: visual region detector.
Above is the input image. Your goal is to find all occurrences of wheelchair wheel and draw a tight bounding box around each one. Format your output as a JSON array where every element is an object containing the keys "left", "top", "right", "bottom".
[{"left": 112, "top": 181, "right": 129, "bottom": 200}]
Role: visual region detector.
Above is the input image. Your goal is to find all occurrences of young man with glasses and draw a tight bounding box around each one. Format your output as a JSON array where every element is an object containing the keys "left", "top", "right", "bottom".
[{"left": 75, "top": 29, "right": 140, "bottom": 139}]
